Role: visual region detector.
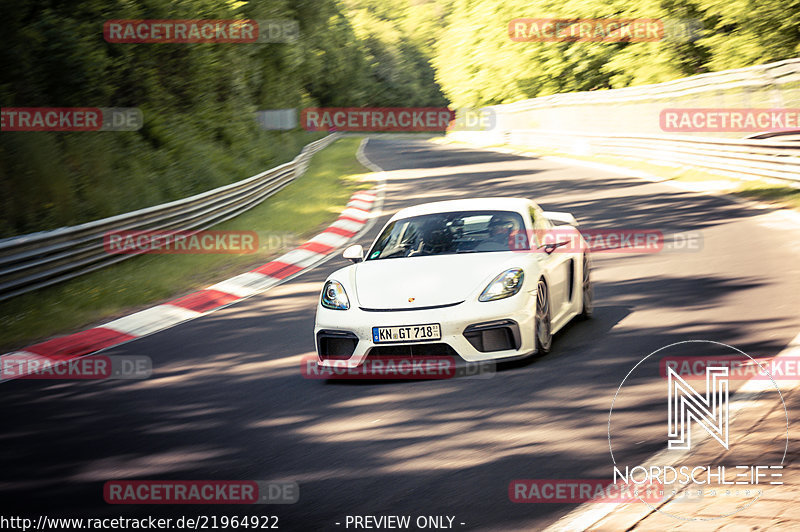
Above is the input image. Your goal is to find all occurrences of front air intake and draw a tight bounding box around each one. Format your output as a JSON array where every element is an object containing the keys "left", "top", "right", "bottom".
[
  {"left": 463, "top": 320, "right": 521, "bottom": 352},
  {"left": 316, "top": 330, "right": 359, "bottom": 360}
]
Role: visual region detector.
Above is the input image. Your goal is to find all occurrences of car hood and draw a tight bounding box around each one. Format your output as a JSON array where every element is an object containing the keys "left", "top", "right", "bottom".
[{"left": 351, "top": 252, "right": 521, "bottom": 310}]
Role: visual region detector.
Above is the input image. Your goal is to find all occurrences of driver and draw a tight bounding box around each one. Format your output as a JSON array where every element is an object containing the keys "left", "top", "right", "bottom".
[
  {"left": 474, "top": 214, "right": 517, "bottom": 251},
  {"left": 418, "top": 217, "right": 454, "bottom": 255}
]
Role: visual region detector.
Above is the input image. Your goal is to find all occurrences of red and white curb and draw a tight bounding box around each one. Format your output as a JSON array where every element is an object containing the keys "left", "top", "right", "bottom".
[{"left": 3, "top": 138, "right": 386, "bottom": 379}]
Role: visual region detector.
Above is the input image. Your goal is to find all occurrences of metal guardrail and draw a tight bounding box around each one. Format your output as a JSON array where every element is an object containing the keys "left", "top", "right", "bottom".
[
  {"left": 503, "top": 130, "right": 800, "bottom": 183},
  {"left": 488, "top": 58, "right": 800, "bottom": 138},
  {"left": 500, "top": 58, "right": 800, "bottom": 109},
  {"left": 450, "top": 58, "right": 800, "bottom": 184},
  {"left": 0, "top": 133, "right": 339, "bottom": 302}
]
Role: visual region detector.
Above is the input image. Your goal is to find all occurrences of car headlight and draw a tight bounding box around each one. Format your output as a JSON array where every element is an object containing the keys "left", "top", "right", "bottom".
[
  {"left": 321, "top": 280, "right": 350, "bottom": 310},
  {"left": 479, "top": 268, "right": 524, "bottom": 302}
]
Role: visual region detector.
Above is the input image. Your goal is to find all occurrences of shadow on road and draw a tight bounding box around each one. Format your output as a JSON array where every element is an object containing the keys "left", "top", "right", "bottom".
[{"left": 1, "top": 138, "right": 797, "bottom": 531}]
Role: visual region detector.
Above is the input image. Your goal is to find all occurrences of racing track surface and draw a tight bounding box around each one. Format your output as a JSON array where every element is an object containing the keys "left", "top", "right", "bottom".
[{"left": 2, "top": 137, "right": 799, "bottom": 530}]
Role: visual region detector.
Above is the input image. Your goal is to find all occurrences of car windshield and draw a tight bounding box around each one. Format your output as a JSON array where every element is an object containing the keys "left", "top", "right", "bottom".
[{"left": 366, "top": 210, "right": 528, "bottom": 260}]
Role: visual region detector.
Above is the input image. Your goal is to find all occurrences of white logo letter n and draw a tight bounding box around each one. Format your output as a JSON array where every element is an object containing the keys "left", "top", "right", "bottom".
[{"left": 667, "top": 366, "right": 729, "bottom": 450}]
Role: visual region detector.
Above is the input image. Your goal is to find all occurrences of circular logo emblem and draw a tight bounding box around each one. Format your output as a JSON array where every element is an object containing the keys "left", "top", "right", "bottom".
[{"left": 608, "top": 340, "right": 788, "bottom": 521}]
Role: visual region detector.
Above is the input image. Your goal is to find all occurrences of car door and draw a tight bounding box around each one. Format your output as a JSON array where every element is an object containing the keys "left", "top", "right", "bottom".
[{"left": 530, "top": 206, "right": 572, "bottom": 322}]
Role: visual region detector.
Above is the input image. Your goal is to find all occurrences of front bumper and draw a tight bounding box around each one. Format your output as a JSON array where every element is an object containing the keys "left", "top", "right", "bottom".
[{"left": 314, "top": 292, "right": 536, "bottom": 368}]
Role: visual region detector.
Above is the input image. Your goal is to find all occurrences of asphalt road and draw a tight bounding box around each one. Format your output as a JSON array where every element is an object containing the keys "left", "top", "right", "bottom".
[{"left": 2, "top": 137, "right": 799, "bottom": 530}]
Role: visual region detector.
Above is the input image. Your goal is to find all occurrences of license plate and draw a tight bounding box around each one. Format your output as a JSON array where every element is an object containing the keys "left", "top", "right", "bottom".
[{"left": 372, "top": 324, "right": 441, "bottom": 343}]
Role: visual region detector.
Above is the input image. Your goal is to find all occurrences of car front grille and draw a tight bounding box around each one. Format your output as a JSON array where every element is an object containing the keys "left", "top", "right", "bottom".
[{"left": 368, "top": 343, "right": 459, "bottom": 358}]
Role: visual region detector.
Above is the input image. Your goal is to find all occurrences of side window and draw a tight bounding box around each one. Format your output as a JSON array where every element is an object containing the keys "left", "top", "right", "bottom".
[{"left": 529, "top": 207, "right": 551, "bottom": 246}]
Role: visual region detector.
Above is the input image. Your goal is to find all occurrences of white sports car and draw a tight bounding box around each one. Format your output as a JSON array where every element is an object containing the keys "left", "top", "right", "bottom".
[{"left": 313, "top": 198, "right": 592, "bottom": 367}]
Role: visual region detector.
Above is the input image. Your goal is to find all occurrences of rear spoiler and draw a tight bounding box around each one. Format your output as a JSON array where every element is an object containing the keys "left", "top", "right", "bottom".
[{"left": 542, "top": 211, "right": 579, "bottom": 227}]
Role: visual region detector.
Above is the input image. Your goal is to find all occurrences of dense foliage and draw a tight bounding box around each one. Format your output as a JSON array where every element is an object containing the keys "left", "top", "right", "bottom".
[
  {"left": 0, "top": 0, "right": 446, "bottom": 236},
  {"left": 1, "top": 0, "right": 797, "bottom": 236},
  {"left": 433, "top": 0, "right": 800, "bottom": 106}
]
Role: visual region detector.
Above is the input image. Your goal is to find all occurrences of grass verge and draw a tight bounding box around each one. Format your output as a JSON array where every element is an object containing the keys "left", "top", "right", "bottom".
[{"left": 0, "top": 136, "right": 373, "bottom": 352}]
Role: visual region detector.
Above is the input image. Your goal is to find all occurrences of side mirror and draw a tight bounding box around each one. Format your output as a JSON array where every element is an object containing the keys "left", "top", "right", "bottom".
[
  {"left": 538, "top": 241, "right": 570, "bottom": 255},
  {"left": 343, "top": 244, "right": 364, "bottom": 263}
]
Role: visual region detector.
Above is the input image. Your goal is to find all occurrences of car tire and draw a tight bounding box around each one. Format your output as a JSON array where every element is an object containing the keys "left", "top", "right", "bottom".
[
  {"left": 535, "top": 278, "right": 552, "bottom": 354},
  {"left": 579, "top": 253, "right": 593, "bottom": 320}
]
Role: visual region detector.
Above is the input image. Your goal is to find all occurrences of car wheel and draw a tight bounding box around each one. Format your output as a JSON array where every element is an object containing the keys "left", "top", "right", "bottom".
[
  {"left": 580, "top": 253, "right": 593, "bottom": 319},
  {"left": 535, "top": 278, "right": 552, "bottom": 354}
]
